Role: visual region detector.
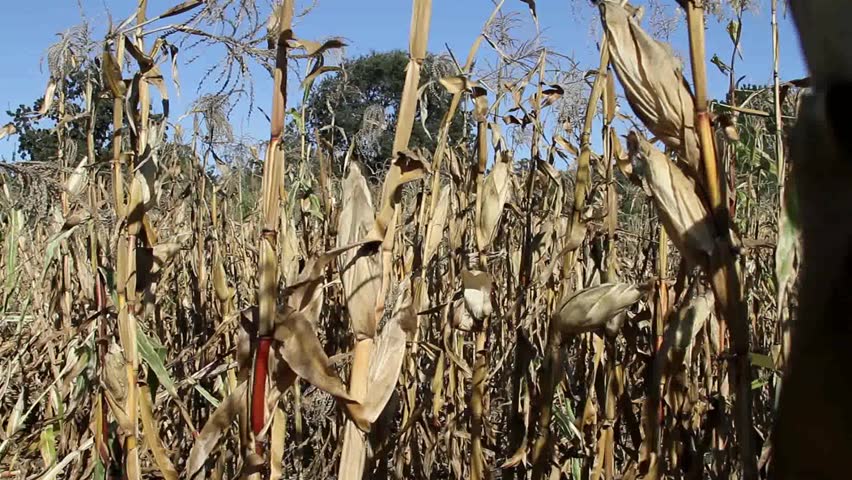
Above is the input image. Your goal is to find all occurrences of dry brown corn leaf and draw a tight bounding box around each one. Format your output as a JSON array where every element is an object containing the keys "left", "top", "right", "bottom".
[
  {"left": 187, "top": 382, "right": 247, "bottom": 479},
  {"left": 477, "top": 156, "right": 512, "bottom": 250},
  {"left": 290, "top": 37, "right": 347, "bottom": 58},
  {"left": 139, "top": 385, "right": 178, "bottom": 480},
  {"left": 157, "top": 0, "right": 204, "bottom": 20},
  {"left": 102, "top": 45, "right": 126, "bottom": 98},
  {"left": 540, "top": 83, "right": 564, "bottom": 108},
  {"left": 280, "top": 216, "right": 301, "bottom": 284},
  {"left": 627, "top": 131, "right": 716, "bottom": 267},
  {"left": 600, "top": 1, "right": 700, "bottom": 171},
  {"left": 105, "top": 342, "right": 128, "bottom": 406},
  {"left": 273, "top": 310, "right": 354, "bottom": 403},
  {"left": 439, "top": 76, "right": 488, "bottom": 121},
  {"left": 338, "top": 163, "right": 381, "bottom": 340},
  {"left": 371, "top": 149, "right": 431, "bottom": 242},
  {"left": 439, "top": 75, "right": 476, "bottom": 95},
  {"left": 423, "top": 185, "right": 450, "bottom": 267},
  {"left": 462, "top": 269, "right": 494, "bottom": 322},
  {"left": 284, "top": 239, "right": 374, "bottom": 315},
  {"left": 554, "top": 283, "right": 642, "bottom": 339}
]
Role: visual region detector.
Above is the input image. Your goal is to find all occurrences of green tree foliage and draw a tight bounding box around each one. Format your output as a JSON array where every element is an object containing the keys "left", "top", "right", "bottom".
[
  {"left": 306, "top": 50, "right": 465, "bottom": 177},
  {"left": 5, "top": 67, "right": 113, "bottom": 162}
]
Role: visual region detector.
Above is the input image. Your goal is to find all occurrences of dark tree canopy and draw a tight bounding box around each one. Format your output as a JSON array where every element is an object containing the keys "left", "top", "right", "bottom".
[
  {"left": 306, "top": 50, "right": 466, "bottom": 177},
  {"left": 5, "top": 67, "right": 113, "bottom": 162}
]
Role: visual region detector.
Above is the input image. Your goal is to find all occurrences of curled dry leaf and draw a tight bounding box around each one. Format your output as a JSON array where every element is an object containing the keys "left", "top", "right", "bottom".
[
  {"left": 462, "top": 269, "right": 494, "bottom": 322},
  {"left": 187, "top": 382, "right": 247, "bottom": 479},
  {"left": 553, "top": 283, "right": 642, "bottom": 339},
  {"left": 439, "top": 75, "right": 476, "bottom": 95},
  {"left": 290, "top": 37, "right": 347, "bottom": 58},
  {"left": 284, "top": 239, "right": 374, "bottom": 315},
  {"left": 540, "top": 83, "right": 564, "bottom": 107},
  {"left": 102, "top": 45, "right": 126, "bottom": 98},
  {"left": 627, "top": 131, "right": 716, "bottom": 267},
  {"left": 439, "top": 76, "right": 488, "bottom": 121},
  {"left": 338, "top": 163, "right": 381, "bottom": 340},
  {"left": 105, "top": 342, "right": 128, "bottom": 406},
  {"left": 273, "top": 310, "right": 354, "bottom": 403},
  {"left": 212, "top": 247, "right": 235, "bottom": 303},
  {"left": 372, "top": 149, "right": 431, "bottom": 241},
  {"left": 476, "top": 156, "right": 512, "bottom": 251},
  {"left": 280, "top": 216, "right": 301, "bottom": 284},
  {"left": 600, "top": 1, "right": 700, "bottom": 171}
]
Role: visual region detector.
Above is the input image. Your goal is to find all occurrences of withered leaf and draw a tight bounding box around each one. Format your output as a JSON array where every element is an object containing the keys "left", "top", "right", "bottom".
[
  {"left": 358, "top": 279, "right": 416, "bottom": 424},
  {"left": 273, "top": 310, "right": 354, "bottom": 403},
  {"left": 187, "top": 382, "right": 247, "bottom": 479}
]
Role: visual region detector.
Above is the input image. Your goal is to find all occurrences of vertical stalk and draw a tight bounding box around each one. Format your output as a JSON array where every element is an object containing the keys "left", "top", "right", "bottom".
[
  {"left": 652, "top": 225, "right": 668, "bottom": 455},
  {"left": 562, "top": 37, "right": 609, "bottom": 284},
  {"left": 603, "top": 66, "right": 617, "bottom": 283},
  {"left": 339, "top": 2, "right": 432, "bottom": 479},
  {"left": 471, "top": 113, "right": 489, "bottom": 480},
  {"left": 532, "top": 38, "right": 608, "bottom": 480},
  {"left": 251, "top": 0, "right": 293, "bottom": 447},
  {"left": 771, "top": 0, "right": 785, "bottom": 192},
  {"left": 116, "top": 3, "right": 151, "bottom": 477},
  {"left": 684, "top": 2, "right": 755, "bottom": 478},
  {"left": 770, "top": 0, "right": 791, "bottom": 363},
  {"left": 87, "top": 74, "right": 109, "bottom": 471},
  {"left": 57, "top": 75, "right": 72, "bottom": 333}
]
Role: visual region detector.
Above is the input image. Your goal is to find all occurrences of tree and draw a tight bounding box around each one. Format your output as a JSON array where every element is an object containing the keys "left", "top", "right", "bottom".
[
  {"left": 306, "top": 50, "right": 466, "bottom": 178},
  {"left": 5, "top": 67, "right": 113, "bottom": 162}
]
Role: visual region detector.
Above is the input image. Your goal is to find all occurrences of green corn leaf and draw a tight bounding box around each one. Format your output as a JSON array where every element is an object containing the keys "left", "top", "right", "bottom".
[{"left": 137, "top": 326, "right": 178, "bottom": 398}]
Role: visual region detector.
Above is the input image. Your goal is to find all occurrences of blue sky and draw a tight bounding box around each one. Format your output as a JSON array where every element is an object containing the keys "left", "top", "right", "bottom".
[{"left": 0, "top": 0, "right": 806, "bottom": 160}]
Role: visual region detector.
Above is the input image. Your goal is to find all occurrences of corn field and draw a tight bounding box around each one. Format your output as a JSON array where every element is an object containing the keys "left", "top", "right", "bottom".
[{"left": 0, "top": 0, "right": 849, "bottom": 479}]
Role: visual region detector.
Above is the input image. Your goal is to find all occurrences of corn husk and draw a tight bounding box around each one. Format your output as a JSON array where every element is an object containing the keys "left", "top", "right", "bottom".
[
  {"left": 627, "top": 131, "right": 716, "bottom": 267},
  {"left": 462, "top": 269, "right": 494, "bottom": 322},
  {"left": 656, "top": 291, "right": 714, "bottom": 389},
  {"left": 476, "top": 157, "right": 512, "bottom": 250},
  {"left": 553, "top": 283, "right": 641, "bottom": 338},
  {"left": 337, "top": 163, "right": 381, "bottom": 340},
  {"left": 600, "top": 1, "right": 700, "bottom": 171}
]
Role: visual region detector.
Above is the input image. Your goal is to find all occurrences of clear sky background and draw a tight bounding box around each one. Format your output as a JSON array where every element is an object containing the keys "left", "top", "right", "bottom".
[{"left": 0, "top": 0, "right": 807, "bottom": 161}]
